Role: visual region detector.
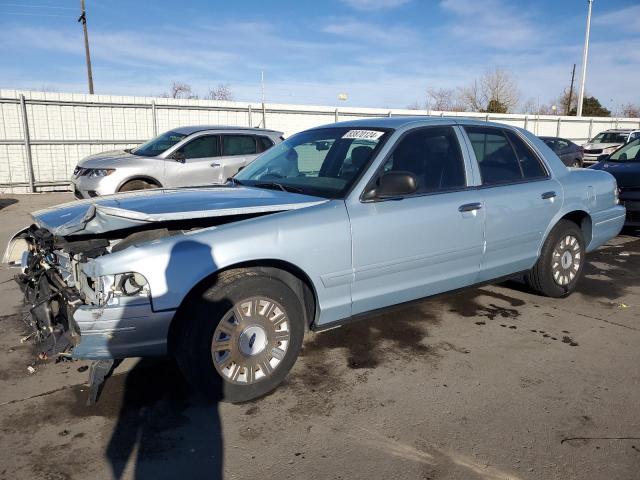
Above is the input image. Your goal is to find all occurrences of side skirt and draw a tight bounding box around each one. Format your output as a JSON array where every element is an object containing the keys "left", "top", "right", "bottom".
[{"left": 310, "top": 270, "right": 529, "bottom": 332}]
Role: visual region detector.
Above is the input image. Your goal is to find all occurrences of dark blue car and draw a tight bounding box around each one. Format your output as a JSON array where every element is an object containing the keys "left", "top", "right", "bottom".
[{"left": 591, "top": 138, "right": 640, "bottom": 226}]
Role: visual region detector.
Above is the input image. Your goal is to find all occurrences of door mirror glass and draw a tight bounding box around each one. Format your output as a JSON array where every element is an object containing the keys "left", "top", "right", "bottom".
[
  {"left": 364, "top": 171, "right": 417, "bottom": 200},
  {"left": 172, "top": 150, "right": 186, "bottom": 163}
]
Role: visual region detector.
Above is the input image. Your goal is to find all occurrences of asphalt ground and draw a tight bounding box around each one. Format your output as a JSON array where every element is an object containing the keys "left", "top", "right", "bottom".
[{"left": 0, "top": 193, "right": 639, "bottom": 480}]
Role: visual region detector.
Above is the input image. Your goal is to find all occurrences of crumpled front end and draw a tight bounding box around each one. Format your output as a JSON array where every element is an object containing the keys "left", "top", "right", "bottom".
[{"left": 4, "top": 225, "right": 171, "bottom": 361}]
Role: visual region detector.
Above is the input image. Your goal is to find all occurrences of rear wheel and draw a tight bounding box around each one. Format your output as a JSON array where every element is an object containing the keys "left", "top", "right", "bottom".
[
  {"left": 119, "top": 179, "right": 158, "bottom": 192},
  {"left": 525, "top": 220, "right": 585, "bottom": 298},
  {"left": 175, "top": 268, "right": 305, "bottom": 403},
  {"left": 572, "top": 159, "right": 583, "bottom": 168}
]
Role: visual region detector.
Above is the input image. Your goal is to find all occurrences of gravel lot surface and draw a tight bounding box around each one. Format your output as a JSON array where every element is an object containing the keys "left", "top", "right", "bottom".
[{"left": 0, "top": 193, "right": 639, "bottom": 480}]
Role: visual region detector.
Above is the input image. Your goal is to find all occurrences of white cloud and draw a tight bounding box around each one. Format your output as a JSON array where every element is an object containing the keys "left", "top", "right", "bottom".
[
  {"left": 440, "top": 0, "right": 539, "bottom": 49},
  {"left": 593, "top": 4, "right": 640, "bottom": 34},
  {"left": 340, "top": 0, "right": 411, "bottom": 10},
  {"left": 322, "top": 18, "right": 416, "bottom": 45}
]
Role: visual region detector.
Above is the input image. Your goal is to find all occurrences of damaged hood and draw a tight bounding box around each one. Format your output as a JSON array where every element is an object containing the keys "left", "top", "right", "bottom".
[{"left": 32, "top": 186, "right": 328, "bottom": 236}]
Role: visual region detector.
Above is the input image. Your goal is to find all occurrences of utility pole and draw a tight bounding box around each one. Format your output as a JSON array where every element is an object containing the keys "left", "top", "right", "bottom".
[
  {"left": 566, "top": 64, "right": 576, "bottom": 115},
  {"left": 78, "top": 0, "right": 94, "bottom": 94},
  {"left": 577, "top": 0, "right": 593, "bottom": 117}
]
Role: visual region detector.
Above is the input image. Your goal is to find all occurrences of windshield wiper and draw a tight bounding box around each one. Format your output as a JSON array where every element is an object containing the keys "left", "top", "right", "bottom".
[{"left": 253, "top": 182, "right": 304, "bottom": 194}]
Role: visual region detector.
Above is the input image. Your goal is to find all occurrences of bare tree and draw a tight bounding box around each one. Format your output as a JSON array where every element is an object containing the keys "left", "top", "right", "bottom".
[
  {"left": 206, "top": 83, "right": 234, "bottom": 101},
  {"left": 458, "top": 68, "right": 520, "bottom": 113},
  {"left": 160, "top": 82, "right": 198, "bottom": 99},
  {"left": 520, "top": 98, "right": 556, "bottom": 115},
  {"left": 558, "top": 88, "right": 577, "bottom": 116},
  {"left": 426, "top": 87, "right": 458, "bottom": 111},
  {"left": 406, "top": 101, "right": 422, "bottom": 110},
  {"left": 621, "top": 103, "right": 640, "bottom": 118}
]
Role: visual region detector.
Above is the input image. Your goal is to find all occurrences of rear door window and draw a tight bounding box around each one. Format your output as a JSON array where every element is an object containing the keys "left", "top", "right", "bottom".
[
  {"left": 222, "top": 135, "right": 257, "bottom": 156},
  {"left": 465, "top": 127, "right": 522, "bottom": 184},
  {"left": 257, "top": 136, "right": 274, "bottom": 153},
  {"left": 505, "top": 131, "right": 547, "bottom": 179}
]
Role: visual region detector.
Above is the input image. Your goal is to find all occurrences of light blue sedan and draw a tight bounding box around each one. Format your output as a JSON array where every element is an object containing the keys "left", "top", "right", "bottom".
[{"left": 3, "top": 117, "right": 625, "bottom": 402}]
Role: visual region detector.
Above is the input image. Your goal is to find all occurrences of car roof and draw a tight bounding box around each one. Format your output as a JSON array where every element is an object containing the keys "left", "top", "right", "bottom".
[
  {"left": 170, "top": 125, "right": 283, "bottom": 136},
  {"left": 308, "top": 115, "right": 519, "bottom": 131}
]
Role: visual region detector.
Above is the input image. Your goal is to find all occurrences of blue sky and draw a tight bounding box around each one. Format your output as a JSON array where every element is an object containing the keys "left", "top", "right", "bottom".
[{"left": 1, "top": 0, "right": 638, "bottom": 110}]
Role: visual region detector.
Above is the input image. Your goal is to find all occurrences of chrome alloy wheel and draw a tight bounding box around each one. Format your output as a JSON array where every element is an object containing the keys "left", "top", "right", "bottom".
[
  {"left": 211, "top": 297, "right": 290, "bottom": 385},
  {"left": 552, "top": 234, "right": 581, "bottom": 286}
]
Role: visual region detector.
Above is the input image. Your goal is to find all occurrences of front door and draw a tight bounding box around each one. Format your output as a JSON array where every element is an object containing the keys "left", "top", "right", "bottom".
[
  {"left": 347, "top": 126, "right": 485, "bottom": 315},
  {"left": 165, "top": 134, "right": 221, "bottom": 187}
]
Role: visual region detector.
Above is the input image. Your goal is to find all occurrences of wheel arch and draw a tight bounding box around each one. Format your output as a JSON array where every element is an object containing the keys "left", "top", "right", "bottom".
[
  {"left": 166, "top": 259, "right": 318, "bottom": 355},
  {"left": 542, "top": 210, "right": 592, "bottom": 253},
  {"left": 117, "top": 175, "right": 163, "bottom": 192}
]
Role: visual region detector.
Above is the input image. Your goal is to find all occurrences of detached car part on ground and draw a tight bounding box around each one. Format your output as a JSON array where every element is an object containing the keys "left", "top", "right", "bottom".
[
  {"left": 4, "top": 117, "right": 625, "bottom": 403},
  {"left": 71, "top": 126, "right": 283, "bottom": 199}
]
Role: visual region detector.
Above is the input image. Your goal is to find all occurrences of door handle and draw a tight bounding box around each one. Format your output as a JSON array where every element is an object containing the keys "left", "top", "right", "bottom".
[
  {"left": 210, "top": 162, "right": 221, "bottom": 168},
  {"left": 541, "top": 191, "right": 557, "bottom": 200},
  {"left": 458, "top": 202, "right": 482, "bottom": 212}
]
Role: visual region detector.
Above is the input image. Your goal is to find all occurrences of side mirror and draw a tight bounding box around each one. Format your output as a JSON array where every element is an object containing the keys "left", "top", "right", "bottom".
[
  {"left": 315, "top": 141, "right": 330, "bottom": 151},
  {"left": 172, "top": 151, "right": 186, "bottom": 163},
  {"left": 597, "top": 154, "right": 610, "bottom": 163},
  {"left": 363, "top": 171, "right": 417, "bottom": 200}
]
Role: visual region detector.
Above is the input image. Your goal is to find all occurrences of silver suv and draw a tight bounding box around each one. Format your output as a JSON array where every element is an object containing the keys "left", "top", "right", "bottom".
[
  {"left": 71, "top": 126, "right": 283, "bottom": 198},
  {"left": 582, "top": 129, "right": 640, "bottom": 165}
]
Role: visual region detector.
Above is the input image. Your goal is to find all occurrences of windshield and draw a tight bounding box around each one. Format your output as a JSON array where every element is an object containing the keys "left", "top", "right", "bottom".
[
  {"left": 132, "top": 130, "right": 187, "bottom": 157},
  {"left": 234, "top": 127, "right": 390, "bottom": 198},
  {"left": 609, "top": 139, "right": 640, "bottom": 162},
  {"left": 590, "top": 132, "right": 627, "bottom": 144}
]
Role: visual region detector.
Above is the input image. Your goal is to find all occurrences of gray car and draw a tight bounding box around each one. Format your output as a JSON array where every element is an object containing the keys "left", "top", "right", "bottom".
[{"left": 71, "top": 126, "right": 283, "bottom": 199}]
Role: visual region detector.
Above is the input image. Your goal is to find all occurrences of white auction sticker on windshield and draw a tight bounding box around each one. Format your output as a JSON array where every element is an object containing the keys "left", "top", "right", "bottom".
[{"left": 342, "top": 130, "right": 384, "bottom": 140}]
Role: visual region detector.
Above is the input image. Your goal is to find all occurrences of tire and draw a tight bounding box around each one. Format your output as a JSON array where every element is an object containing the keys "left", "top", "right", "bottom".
[
  {"left": 175, "top": 268, "right": 305, "bottom": 403},
  {"left": 119, "top": 179, "right": 158, "bottom": 192},
  {"left": 572, "top": 159, "right": 583, "bottom": 168},
  {"left": 525, "top": 219, "right": 585, "bottom": 298}
]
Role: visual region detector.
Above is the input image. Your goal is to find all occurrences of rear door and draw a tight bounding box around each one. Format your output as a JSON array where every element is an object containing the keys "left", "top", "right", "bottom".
[
  {"left": 462, "top": 126, "right": 563, "bottom": 282},
  {"left": 216, "top": 134, "right": 261, "bottom": 181}
]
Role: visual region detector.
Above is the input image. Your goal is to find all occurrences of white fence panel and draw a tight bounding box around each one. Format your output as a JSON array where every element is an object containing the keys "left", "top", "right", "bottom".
[{"left": 1, "top": 88, "right": 639, "bottom": 193}]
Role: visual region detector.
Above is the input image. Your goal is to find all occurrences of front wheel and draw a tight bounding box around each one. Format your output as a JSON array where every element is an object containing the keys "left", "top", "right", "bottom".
[
  {"left": 525, "top": 220, "right": 586, "bottom": 298},
  {"left": 175, "top": 269, "right": 305, "bottom": 403}
]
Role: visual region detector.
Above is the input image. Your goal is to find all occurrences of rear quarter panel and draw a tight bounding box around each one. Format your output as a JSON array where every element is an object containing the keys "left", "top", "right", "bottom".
[{"left": 521, "top": 130, "right": 624, "bottom": 254}]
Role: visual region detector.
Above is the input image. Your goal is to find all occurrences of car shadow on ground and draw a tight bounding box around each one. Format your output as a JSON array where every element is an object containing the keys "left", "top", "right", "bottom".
[
  {"left": 103, "top": 358, "right": 223, "bottom": 480},
  {"left": 104, "top": 239, "right": 224, "bottom": 480},
  {"left": 0, "top": 198, "right": 18, "bottom": 210}
]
